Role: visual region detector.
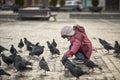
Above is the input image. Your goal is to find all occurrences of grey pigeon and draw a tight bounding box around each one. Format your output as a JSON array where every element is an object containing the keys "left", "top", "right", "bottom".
[
  {"left": 18, "top": 39, "right": 24, "bottom": 51},
  {"left": 47, "top": 41, "right": 60, "bottom": 57},
  {"left": 24, "top": 38, "right": 33, "bottom": 46},
  {"left": 1, "top": 54, "right": 14, "bottom": 66},
  {"left": 83, "top": 59, "right": 102, "bottom": 71},
  {"left": 98, "top": 38, "right": 110, "bottom": 46},
  {"left": 29, "top": 43, "right": 44, "bottom": 57},
  {"left": 14, "top": 55, "right": 32, "bottom": 72},
  {"left": 103, "top": 44, "right": 114, "bottom": 53},
  {"left": 10, "top": 45, "right": 18, "bottom": 55},
  {"left": 24, "top": 38, "right": 34, "bottom": 51},
  {"left": 51, "top": 39, "right": 57, "bottom": 47},
  {"left": 39, "top": 57, "right": 50, "bottom": 75},
  {"left": 61, "top": 56, "right": 87, "bottom": 80},
  {"left": 114, "top": 41, "right": 120, "bottom": 56},
  {"left": 98, "top": 38, "right": 114, "bottom": 53}
]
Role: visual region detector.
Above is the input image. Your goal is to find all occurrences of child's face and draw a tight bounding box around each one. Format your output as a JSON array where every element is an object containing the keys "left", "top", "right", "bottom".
[{"left": 66, "top": 36, "right": 71, "bottom": 41}]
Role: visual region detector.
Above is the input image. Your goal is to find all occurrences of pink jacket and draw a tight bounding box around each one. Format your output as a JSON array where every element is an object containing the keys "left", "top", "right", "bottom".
[{"left": 64, "top": 26, "right": 92, "bottom": 59}]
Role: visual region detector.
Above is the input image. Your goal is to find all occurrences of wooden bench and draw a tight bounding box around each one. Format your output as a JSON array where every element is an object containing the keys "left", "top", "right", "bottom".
[{"left": 18, "top": 7, "right": 57, "bottom": 21}]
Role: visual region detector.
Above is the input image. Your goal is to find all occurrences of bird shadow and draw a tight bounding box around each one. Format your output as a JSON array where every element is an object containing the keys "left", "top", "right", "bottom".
[
  {"left": 39, "top": 74, "right": 49, "bottom": 78},
  {"left": 18, "top": 50, "right": 23, "bottom": 53},
  {"left": 114, "top": 55, "right": 120, "bottom": 59},
  {"left": 13, "top": 75, "right": 29, "bottom": 80},
  {"left": 88, "top": 70, "right": 102, "bottom": 75},
  {"left": 50, "top": 56, "right": 60, "bottom": 59},
  {"left": 15, "top": 74, "right": 27, "bottom": 78}
]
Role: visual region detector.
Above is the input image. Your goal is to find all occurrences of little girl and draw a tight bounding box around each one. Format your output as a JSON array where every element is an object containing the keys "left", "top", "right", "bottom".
[{"left": 61, "top": 25, "right": 92, "bottom": 62}]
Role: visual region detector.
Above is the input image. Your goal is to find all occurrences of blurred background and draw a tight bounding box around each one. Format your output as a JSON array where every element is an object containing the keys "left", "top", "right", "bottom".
[{"left": 0, "top": 0, "right": 120, "bottom": 12}]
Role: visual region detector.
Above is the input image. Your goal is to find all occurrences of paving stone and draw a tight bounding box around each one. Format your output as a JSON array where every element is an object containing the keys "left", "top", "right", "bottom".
[
  {"left": 87, "top": 77, "right": 95, "bottom": 80},
  {"left": 104, "top": 73, "right": 115, "bottom": 80}
]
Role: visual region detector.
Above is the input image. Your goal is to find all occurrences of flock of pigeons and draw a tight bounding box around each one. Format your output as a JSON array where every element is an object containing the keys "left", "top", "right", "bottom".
[
  {"left": 0, "top": 37, "right": 120, "bottom": 80},
  {"left": 0, "top": 37, "right": 60, "bottom": 77}
]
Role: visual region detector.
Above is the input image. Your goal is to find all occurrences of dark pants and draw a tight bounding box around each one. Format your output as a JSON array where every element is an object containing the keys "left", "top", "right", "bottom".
[
  {"left": 69, "top": 44, "right": 87, "bottom": 62},
  {"left": 74, "top": 50, "right": 86, "bottom": 62}
]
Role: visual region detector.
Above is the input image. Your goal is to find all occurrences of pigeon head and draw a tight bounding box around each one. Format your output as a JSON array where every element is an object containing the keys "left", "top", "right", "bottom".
[
  {"left": 41, "top": 57, "right": 45, "bottom": 60},
  {"left": 1, "top": 54, "right": 5, "bottom": 57},
  {"left": 35, "top": 42, "right": 39, "bottom": 46},
  {"left": 24, "top": 37, "right": 27, "bottom": 41},
  {"left": 46, "top": 41, "right": 50, "bottom": 44},
  {"left": 115, "top": 41, "right": 118, "bottom": 44},
  {"left": 98, "top": 38, "right": 102, "bottom": 41},
  {"left": 11, "top": 45, "right": 14, "bottom": 47},
  {"left": 41, "top": 46, "right": 45, "bottom": 48}
]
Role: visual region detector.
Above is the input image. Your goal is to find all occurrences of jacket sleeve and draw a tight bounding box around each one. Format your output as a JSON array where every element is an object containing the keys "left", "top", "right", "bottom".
[
  {"left": 63, "top": 50, "right": 72, "bottom": 57},
  {"left": 64, "top": 39, "right": 81, "bottom": 57},
  {"left": 70, "top": 39, "right": 81, "bottom": 55}
]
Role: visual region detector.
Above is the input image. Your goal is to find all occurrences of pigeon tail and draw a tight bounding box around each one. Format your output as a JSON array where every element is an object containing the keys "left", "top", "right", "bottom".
[
  {"left": 95, "top": 64, "right": 102, "bottom": 70},
  {"left": 4, "top": 72, "right": 11, "bottom": 76},
  {"left": 25, "top": 67, "right": 32, "bottom": 70}
]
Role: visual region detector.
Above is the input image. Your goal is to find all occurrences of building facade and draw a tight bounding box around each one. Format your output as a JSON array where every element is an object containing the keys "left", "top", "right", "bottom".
[
  {"left": 0, "top": 0, "right": 120, "bottom": 11},
  {"left": 24, "top": 0, "right": 42, "bottom": 7},
  {"left": 82, "top": 0, "right": 120, "bottom": 11}
]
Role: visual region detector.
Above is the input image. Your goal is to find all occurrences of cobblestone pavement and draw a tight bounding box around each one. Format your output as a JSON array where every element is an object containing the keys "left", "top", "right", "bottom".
[{"left": 0, "top": 18, "right": 120, "bottom": 80}]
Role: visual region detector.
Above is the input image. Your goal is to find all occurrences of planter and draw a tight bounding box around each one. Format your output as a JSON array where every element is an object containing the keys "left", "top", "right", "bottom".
[{"left": 89, "top": 6, "right": 103, "bottom": 12}]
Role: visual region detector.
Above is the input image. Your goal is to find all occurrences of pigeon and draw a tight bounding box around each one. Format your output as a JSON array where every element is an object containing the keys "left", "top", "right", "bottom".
[
  {"left": 0, "top": 45, "right": 8, "bottom": 53},
  {"left": 61, "top": 56, "right": 87, "bottom": 80},
  {"left": 66, "top": 63, "right": 87, "bottom": 80},
  {"left": 39, "top": 57, "right": 50, "bottom": 75},
  {"left": 114, "top": 41, "right": 120, "bottom": 56},
  {"left": 24, "top": 38, "right": 33, "bottom": 52},
  {"left": 98, "top": 38, "right": 114, "bottom": 53},
  {"left": 1, "top": 54, "right": 14, "bottom": 66},
  {"left": 29, "top": 43, "right": 44, "bottom": 57},
  {"left": 61, "top": 56, "right": 74, "bottom": 68},
  {"left": 51, "top": 39, "right": 57, "bottom": 47},
  {"left": 10, "top": 45, "right": 18, "bottom": 55},
  {"left": 18, "top": 39, "right": 24, "bottom": 52},
  {"left": 24, "top": 38, "right": 34, "bottom": 46},
  {"left": 83, "top": 59, "right": 102, "bottom": 71},
  {"left": 26, "top": 44, "right": 33, "bottom": 52},
  {"left": 0, "top": 68, "right": 11, "bottom": 76},
  {"left": 98, "top": 38, "right": 110, "bottom": 46},
  {"left": 47, "top": 41, "right": 60, "bottom": 57},
  {"left": 14, "top": 55, "right": 32, "bottom": 72},
  {"left": 103, "top": 44, "right": 114, "bottom": 53}
]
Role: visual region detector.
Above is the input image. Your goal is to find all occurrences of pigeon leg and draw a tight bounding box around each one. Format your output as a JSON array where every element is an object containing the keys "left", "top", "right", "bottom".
[
  {"left": 19, "top": 49, "right": 22, "bottom": 53},
  {"left": 18, "top": 72, "right": 24, "bottom": 77},
  {"left": 88, "top": 68, "right": 94, "bottom": 73},
  {"left": 107, "top": 50, "right": 109, "bottom": 54},
  {"left": 51, "top": 54, "right": 53, "bottom": 59},
  {"left": 91, "top": 68, "right": 94, "bottom": 72},
  {"left": 43, "top": 70, "right": 46, "bottom": 76}
]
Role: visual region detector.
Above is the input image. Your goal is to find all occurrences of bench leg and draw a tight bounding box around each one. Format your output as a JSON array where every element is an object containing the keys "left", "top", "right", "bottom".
[
  {"left": 53, "top": 16, "right": 56, "bottom": 21},
  {"left": 49, "top": 15, "right": 56, "bottom": 21}
]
